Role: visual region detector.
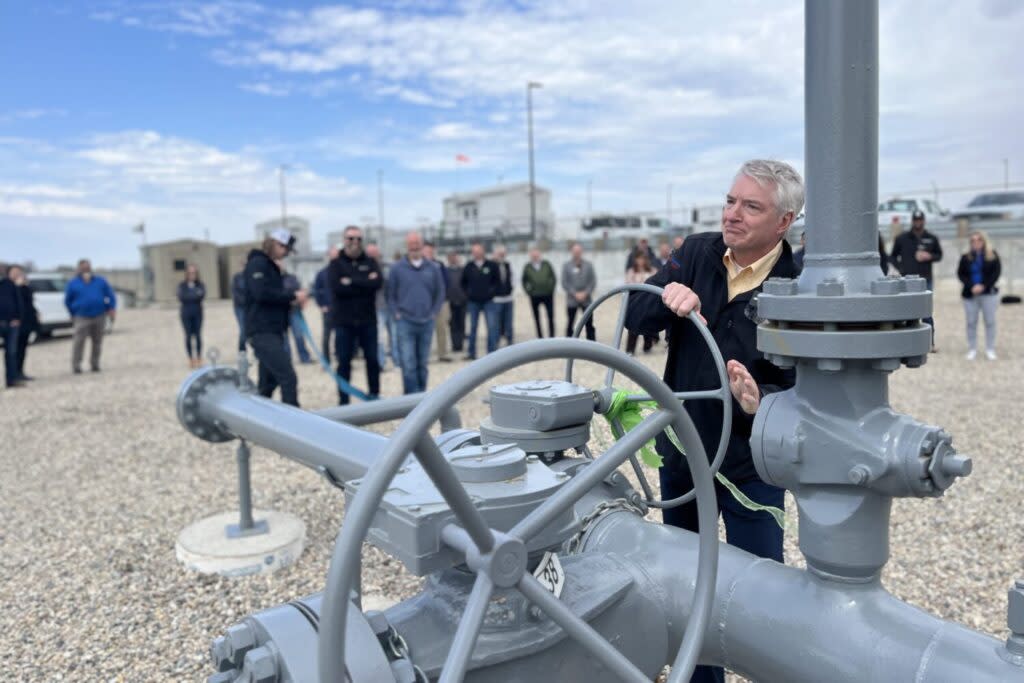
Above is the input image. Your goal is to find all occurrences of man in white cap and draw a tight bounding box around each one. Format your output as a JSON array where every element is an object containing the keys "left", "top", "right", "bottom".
[{"left": 242, "top": 228, "right": 308, "bottom": 406}]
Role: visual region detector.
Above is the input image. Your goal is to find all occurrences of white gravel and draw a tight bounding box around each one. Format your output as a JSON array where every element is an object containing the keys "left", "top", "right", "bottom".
[{"left": 0, "top": 285, "right": 1021, "bottom": 681}]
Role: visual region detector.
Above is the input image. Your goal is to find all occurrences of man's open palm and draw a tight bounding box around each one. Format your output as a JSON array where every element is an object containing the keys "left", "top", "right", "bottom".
[{"left": 727, "top": 360, "right": 760, "bottom": 415}]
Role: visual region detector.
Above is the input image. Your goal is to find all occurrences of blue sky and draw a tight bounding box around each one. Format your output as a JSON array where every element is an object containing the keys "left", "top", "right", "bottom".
[{"left": 2, "top": 0, "right": 1023, "bottom": 268}]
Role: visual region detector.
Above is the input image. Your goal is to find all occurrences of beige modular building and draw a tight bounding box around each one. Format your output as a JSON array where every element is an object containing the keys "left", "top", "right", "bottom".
[
  {"left": 140, "top": 239, "right": 222, "bottom": 304},
  {"left": 218, "top": 242, "right": 260, "bottom": 301}
]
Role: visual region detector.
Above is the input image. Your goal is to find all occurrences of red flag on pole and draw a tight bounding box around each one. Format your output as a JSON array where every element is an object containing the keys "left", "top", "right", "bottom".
[{"left": 455, "top": 153, "right": 470, "bottom": 164}]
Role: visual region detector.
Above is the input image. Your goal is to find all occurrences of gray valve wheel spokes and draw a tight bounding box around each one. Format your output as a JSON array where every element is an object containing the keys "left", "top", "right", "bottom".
[
  {"left": 564, "top": 282, "right": 733, "bottom": 509},
  {"left": 319, "top": 339, "right": 719, "bottom": 683}
]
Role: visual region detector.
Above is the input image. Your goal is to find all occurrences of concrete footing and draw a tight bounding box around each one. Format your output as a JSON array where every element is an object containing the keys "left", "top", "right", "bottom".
[{"left": 176, "top": 509, "right": 306, "bottom": 577}]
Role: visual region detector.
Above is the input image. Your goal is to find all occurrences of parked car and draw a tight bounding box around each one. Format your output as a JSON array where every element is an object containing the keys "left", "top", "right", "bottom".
[
  {"left": 877, "top": 196, "right": 948, "bottom": 229},
  {"left": 952, "top": 191, "right": 1024, "bottom": 222},
  {"left": 26, "top": 272, "right": 73, "bottom": 340}
]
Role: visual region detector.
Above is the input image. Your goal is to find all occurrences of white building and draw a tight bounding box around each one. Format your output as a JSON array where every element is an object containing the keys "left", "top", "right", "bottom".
[
  {"left": 254, "top": 216, "right": 312, "bottom": 258},
  {"left": 440, "top": 183, "right": 554, "bottom": 245}
]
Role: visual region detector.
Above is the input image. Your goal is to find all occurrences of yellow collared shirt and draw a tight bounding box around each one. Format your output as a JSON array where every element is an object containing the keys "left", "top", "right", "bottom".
[{"left": 723, "top": 241, "right": 784, "bottom": 302}]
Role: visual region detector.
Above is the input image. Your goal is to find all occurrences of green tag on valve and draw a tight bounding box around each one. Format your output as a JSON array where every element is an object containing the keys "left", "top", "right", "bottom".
[
  {"left": 602, "top": 389, "right": 663, "bottom": 468},
  {"left": 602, "top": 388, "right": 787, "bottom": 530}
]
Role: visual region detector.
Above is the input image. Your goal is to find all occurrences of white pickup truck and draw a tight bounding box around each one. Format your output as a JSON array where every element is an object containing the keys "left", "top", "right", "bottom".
[
  {"left": 27, "top": 272, "right": 74, "bottom": 339},
  {"left": 877, "top": 196, "right": 948, "bottom": 230}
]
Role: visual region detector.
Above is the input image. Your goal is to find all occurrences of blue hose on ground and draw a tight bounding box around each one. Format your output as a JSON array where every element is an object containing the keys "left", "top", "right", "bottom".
[{"left": 290, "top": 310, "right": 374, "bottom": 402}]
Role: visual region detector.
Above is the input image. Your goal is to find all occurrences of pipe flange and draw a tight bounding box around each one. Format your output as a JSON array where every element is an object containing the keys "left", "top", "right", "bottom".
[
  {"left": 176, "top": 366, "right": 240, "bottom": 443},
  {"left": 758, "top": 274, "right": 933, "bottom": 323}
]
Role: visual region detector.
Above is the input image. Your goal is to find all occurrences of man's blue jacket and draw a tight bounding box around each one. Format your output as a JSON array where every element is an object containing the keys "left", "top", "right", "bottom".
[{"left": 65, "top": 275, "right": 116, "bottom": 318}]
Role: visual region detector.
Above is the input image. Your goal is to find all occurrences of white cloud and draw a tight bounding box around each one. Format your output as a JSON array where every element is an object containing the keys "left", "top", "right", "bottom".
[
  {"left": 375, "top": 85, "right": 454, "bottom": 108},
  {"left": 0, "top": 130, "right": 369, "bottom": 267},
  {"left": 424, "top": 122, "right": 488, "bottom": 141},
  {"left": 0, "top": 197, "right": 119, "bottom": 222},
  {"left": 28, "top": 0, "right": 1024, "bottom": 250},
  {"left": 0, "top": 108, "right": 67, "bottom": 124},
  {"left": 239, "top": 81, "right": 291, "bottom": 96},
  {"left": 0, "top": 183, "right": 87, "bottom": 199},
  {"left": 90, "top": 1, "right": 266, "bottom": 38}
]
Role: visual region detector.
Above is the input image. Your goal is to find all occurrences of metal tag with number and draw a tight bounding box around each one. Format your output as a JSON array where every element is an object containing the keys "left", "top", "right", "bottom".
[{"left": 532, "top": 551, "right": 565, "bottom": 599}]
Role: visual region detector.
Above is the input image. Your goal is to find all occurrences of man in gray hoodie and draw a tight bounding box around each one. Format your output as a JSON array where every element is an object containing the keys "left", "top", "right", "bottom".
[
  {"left": 562, "top": 242, "right": 597, "bottom": 340},
  {"left": 386, "top": 232, "right": 446, "bottom": 393}
]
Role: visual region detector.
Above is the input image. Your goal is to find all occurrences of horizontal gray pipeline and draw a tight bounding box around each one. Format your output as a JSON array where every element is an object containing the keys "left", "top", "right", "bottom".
[
  {"left": 196, "top": 384, "right": 387, "bottom": 483},
  {"left": 196, "top": 388, "right": 463, "bottom": 484},
  {"left": 314, "top": 392, "right": 461, "bottom": 432},
  {"left": 585, "top": 511, "right": 1020, "bottom": 682}
]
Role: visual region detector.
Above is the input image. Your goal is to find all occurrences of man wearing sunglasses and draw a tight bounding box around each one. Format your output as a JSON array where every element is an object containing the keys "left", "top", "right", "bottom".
[{"left": 327, "top": 225, "right": 383, "bottom": 404}]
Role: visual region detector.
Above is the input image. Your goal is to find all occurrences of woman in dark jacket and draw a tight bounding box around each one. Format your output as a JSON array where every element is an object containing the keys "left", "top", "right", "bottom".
[
  {"left": 177, "top": 264, "right": 206, "bottom": 368},
  {"left": 956, "top": 230, "right": 1001, "bottom": 361}
]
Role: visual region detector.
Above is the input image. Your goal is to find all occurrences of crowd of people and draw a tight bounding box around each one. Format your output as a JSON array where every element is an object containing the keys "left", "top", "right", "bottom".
[
  {"left": 0, "top": 201, "right": 1010, "bottom": 398},
  {"left": 227, "top": 226, "right": 614, "bottom": 406},
  {"left": 0, "top": 158, "right": 1013, "bottom": 682},
  {"left": 188, "top": 219, "right": 708, "bottom": 413}
]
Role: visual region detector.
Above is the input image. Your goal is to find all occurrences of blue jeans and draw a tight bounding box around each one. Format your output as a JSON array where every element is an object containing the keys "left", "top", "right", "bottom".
[
  {"left": 497, "top": 300, "right": 514, "bottom": 345},
  {"left": 396, "top": 318, "right": 434, "bottom": 394},
  {"left": 660, "top": 473, "right": 785, "bottom": 683},
  {"left": 466, "top": 300, "right": 500, "bottom": 359},
  {"left": 385, "top": 309, "right": 400, "bottom": 368},
  {"left": 2, "top": 323, "right": 19, "bottom": 386},
  {"left": 335, "top": 322, "right": 381, "bottom": 405},
  {"left": 181, "top": 312, "right": 203, "bottom": 359},
  {"left": 375, "top": 309, "right": 389, "bottom": 368},
  {"left": 233, "top": 305, "right": 246, "bottom": 352},
  {"left": 286, "top": 315, "right": 312, "bottom": 363}
]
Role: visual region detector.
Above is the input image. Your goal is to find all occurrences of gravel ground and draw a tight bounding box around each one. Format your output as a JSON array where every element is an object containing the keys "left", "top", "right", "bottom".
[{"left": 1, "top": 285, "right": 1021, "bottom": 681}]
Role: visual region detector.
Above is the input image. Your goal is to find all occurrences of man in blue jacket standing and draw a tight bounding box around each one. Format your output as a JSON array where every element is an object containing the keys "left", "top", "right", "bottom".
[
  {"left": 387, "top": 232, "right": 445, "bottom": 394},
  {"left": 65, "top": 258, "right": 116, "bottom": 374}
]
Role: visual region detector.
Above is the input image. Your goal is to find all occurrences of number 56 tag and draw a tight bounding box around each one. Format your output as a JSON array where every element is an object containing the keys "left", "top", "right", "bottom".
[{"left": 533, "top": 551, "right": 565, "bottom": 599}]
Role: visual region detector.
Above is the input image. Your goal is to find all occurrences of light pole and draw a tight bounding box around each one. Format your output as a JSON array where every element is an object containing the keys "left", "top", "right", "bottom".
[
  {"left": 527, "top": 81, "right": 543, "bottom": 239},
  {"left": 1004, "top": 158, "right": 1009, "bottom": 190},
  {"left": 278, "top": 164, "right": 290, "bottom": 229}
]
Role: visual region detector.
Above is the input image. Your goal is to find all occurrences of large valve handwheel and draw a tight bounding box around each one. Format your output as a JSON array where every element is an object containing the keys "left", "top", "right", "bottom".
[
  {"left": 565, "top": 283, "right": 733, "bottom": 508},
  {"left": 318, "top": 339, "right": 719, "bottom": 683}
]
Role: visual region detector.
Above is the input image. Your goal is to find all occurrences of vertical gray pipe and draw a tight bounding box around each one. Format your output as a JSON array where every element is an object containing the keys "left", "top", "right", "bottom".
[
  {"left": 803, "top": 0, "right": 879, "bottom": 277},
  {"left": 236, "top": 440, "right": 255, "bottom": 530}
]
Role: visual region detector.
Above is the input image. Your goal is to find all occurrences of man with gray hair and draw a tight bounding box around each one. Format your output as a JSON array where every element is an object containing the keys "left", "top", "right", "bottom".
[{"left": 626, "top": 159, "right": 802, "bottom": 682}]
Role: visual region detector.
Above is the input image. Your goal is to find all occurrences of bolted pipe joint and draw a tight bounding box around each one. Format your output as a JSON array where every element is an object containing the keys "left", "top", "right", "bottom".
[{"left": 177, "top": 365, "right": 242, "bottom": 443}]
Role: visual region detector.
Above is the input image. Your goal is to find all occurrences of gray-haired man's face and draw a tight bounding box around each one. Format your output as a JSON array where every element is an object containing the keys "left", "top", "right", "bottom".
[{"left": 722, "top": 175, "right": 791, "bottom": 258}]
